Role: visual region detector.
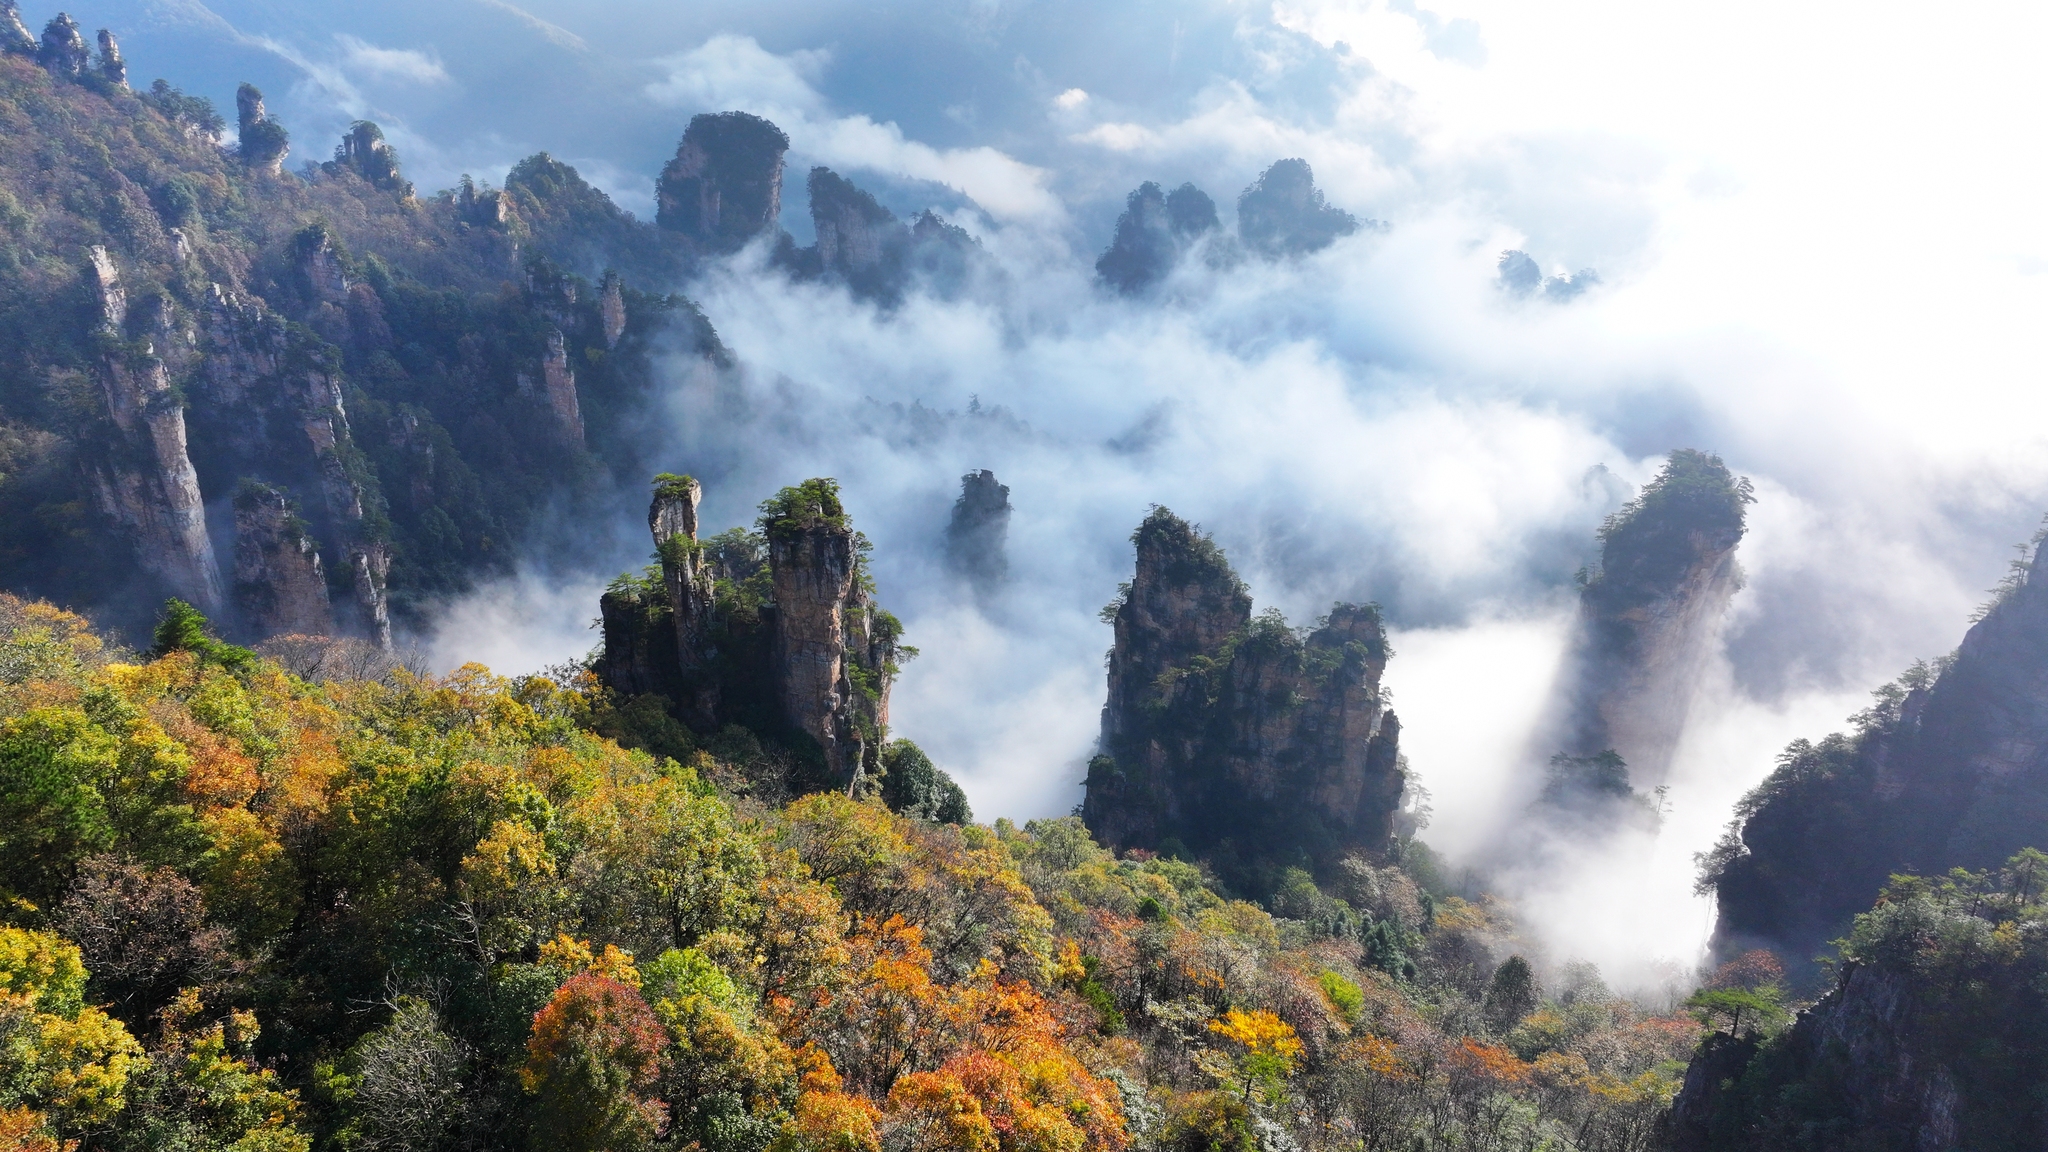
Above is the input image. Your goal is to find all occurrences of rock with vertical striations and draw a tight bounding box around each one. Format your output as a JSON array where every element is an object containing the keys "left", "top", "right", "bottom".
[
  {"left": 236, "top": 83, "right": 288, "bottom": 175},
  {"left": 82, "top": 247, "right": 226, "bottom": 614},
  {"left": 232, "top": 481, "right": 332, "bottom": 637},
  {"left": 763, "top": 479, "right": 900, "bottom": 786},
  {"left": 38, "top": 14, "right": 87, "bottom": 77},
  {"left": 780, "top": 167, "right": 989, "bottom": 302},
  {"left": 597, "top": 475, "right": 903, "bottom": 790},
  {"left": 1547, "top": 449, "right": 1752, "bottom": 790},
  {"left": 649, "top": 473, "right": 714, "bottom": 680},
  {"left": 656, "top": 111, "right": 789, "bottom": 251},
  {"left": 93, "top": 28, "right": 122, "bottom": 88},
  {"left": 1084, "top": 507, "right": 1403, "bottom": 891},
  {"left": 945, "top": 469, "right": 1011, "bottom": 592},
  {"left": 539, "top": 328, "right": 583, "bottom": 446},
  {"left": 809, "top": 166, "right": 907, "bottom": 293},
  {"left": 600, "top": 270, "right": 626, "bottom": 349},
  {"left": 197, "top": 282, "right": 392, "bottom": 648}
]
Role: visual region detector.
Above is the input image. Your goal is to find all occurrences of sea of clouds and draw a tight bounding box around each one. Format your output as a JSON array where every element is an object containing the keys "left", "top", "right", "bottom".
[{"left": 64, "top": 0, "right": 2048, "bottom": 986}]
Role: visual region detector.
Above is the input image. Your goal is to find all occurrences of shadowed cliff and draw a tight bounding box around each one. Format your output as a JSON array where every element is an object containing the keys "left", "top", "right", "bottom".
[
  {"left": 1703, "top": 524, "right": 2048, "bottom": 980},
  {"left": 1083, "top": 507, "right": 1403, "bottom": 894},
  {"left": 1548, "top": 449, "right": 1752, "bottom": 791}
]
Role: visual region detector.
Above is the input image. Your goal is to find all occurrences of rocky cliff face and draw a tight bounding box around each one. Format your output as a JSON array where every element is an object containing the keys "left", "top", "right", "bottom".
[
  {"left": 764, "top": 479, "right": 897, "bottom": 785},
  {"left": 600, "top": 476, "right": 902, "bottom": 789},
  {"left": 1084, "top": 508, "right": 1402, "bottom": 891},
  {"left": 235, "top": 83, "right": 287, "bottom": 175},
  {"left": 1547, "top": 449, "right": 1750, "bottom": 791},
  {"left": 82, "top": 246, "right": 225, "bottom": 614},
  {"left": 1668, "top": 963, "right": 1962, "bottom": 1152},
  {"left": 1668, "top": 853, "right": 2048, "bottom": 1152},
  {"left": 0, "top": 2, "right": 33, "bottom": 54},
  {"left": 656, "top": 111, "right": 789, "bottom": 250},
  {"left": 1708, "top": 531, "right": 2048, "bottom": 973},
  {"left": 231, "top": 481, "right": 332, "bottom": 637},
  {"left": 944, "top": 469, "right": 1010, "bottom": 593},
  {"left": 0, "top": 52, "right": 724, "bottom": 643}
]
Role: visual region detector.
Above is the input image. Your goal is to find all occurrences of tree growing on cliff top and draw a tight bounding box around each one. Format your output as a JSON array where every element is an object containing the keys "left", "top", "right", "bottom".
[
  {"left": 758, "top": 478, "right": 849, "bottom": 541},
  {"left": 1591, "top": 449, "right": 1754, "bottom": 598}
]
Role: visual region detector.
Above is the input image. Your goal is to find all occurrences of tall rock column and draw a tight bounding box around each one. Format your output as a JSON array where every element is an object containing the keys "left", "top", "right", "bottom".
[
  {"left": 1548, "top": 449, "right": 1752, "bottom": 788},
  {"left": 656, "top": 112, "right": 789, "bottom": 251},
  {"left": 93, "top": 28, "right": 123, "bottom": 87},
  {"left": 650, "top": 474, "right": 714, "bottom": 677},
  {"left": 1085, "top": 507, "right": 1403, "bottom": 888},
  {"left": 600, "top": 271, "right": 627, "bottom": 349},
  {"left": 83, "top": 247, "right": 226, "bottom": 614},
  {"left": 759, "top": 479, "right": 899, "bottom": 788},
  {"left": 540, "top": 329, "right": 584, "bottom": 446},
  {"left": 945, "top": 469, "right": 1011, "bottom": 594},
  {"left": 765, "top": 481, "right": 859, "bottom": 781},
  {"left": 236, "top": 83, "right": 288, "bottom": 176}
]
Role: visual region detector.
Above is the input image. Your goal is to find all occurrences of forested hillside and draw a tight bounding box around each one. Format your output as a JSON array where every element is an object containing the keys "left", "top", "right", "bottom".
[
  {"left": 0, "top": 39, "right": 719, "bottom": 644},
  {"left": 0, "top": 593, "right": 1700, "bottom": 1151}
]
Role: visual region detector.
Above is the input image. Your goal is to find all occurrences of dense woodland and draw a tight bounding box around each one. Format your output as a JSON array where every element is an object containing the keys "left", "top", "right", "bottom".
[{"left": 0, "top": 592, "right": 1722, "bottom": 1152}]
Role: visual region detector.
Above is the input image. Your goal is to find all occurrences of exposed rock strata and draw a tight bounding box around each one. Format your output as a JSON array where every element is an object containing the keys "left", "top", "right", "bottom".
[
  {"left": 0, "top": 2, "right": 33, "bottom": 54},
  {"left": 599, "top": 476, "right": 901, "bottom": 789},
  {"left": 600, "top": 271, "right": 626, "bottom": 349},
  {"left": 540, "top": 329, "right": 583, "bottom": 445},
  {"left": 83, "top": 247, "right": 225, "bottom": 613},
  {"left": 37, "top": 14, "right": 85, "bottom": 77},
  {"left": 1668, "top": 963, "right": 1962, "bottom": 1151},
  {"left": 1084, "top": 508, "right": 1403, "bottom": 889},
  {"left": 1708, "top": 531, "right": 2048, "bottom": 971},
  {"left": 93, "top": 28, "right": 121, "bottom": 88},
  {"left": 656, "top": 111, "right": 789, "bottom": 250},
  {"left": 232, "top": 482, "right": 332, "bottom": 637}
]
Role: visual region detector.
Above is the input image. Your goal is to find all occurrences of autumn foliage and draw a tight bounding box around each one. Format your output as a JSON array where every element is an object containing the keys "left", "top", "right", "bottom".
[{"left": 0, "top": 595, "right": 1701, "bottom": 1151}]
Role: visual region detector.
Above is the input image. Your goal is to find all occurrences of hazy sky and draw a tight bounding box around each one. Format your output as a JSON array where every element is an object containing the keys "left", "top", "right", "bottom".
[{"left": 52, "top": 0, "right": 2048, "bottom": 981}]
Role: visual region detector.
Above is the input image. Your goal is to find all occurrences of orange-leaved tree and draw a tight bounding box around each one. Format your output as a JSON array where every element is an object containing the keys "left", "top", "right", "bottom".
[{"left": 523, "top": 972, "right": 667, "bottom": 1151}]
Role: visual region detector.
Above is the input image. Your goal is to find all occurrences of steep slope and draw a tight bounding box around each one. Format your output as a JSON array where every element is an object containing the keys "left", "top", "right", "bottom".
[
  {"left": 0, "top": 39, "right": 722, "bottom": 643},
  {"left": 1083, "top": 507, "right": 1404, "bottom": 893},
  {"left": 1705, "top": 529, "right": 2048, "bottom": 975},
  {"left": 1671, "top": 856, "right": 2048, "bottom": 1150}
]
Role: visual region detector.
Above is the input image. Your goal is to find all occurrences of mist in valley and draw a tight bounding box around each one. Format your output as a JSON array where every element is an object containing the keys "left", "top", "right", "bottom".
[{"left": 61, "top": 0, "right": 2048, "bottom": 990}]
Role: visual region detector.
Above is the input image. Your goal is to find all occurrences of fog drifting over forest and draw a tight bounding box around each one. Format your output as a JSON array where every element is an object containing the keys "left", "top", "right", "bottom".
[{"left": 77, "top": 0, "right": 2048, "bottom": 985}]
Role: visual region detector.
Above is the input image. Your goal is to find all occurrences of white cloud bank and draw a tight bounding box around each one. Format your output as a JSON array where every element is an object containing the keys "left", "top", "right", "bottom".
[{"left": 416, "top": 0, "right": 2048, "bottom": 984}]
